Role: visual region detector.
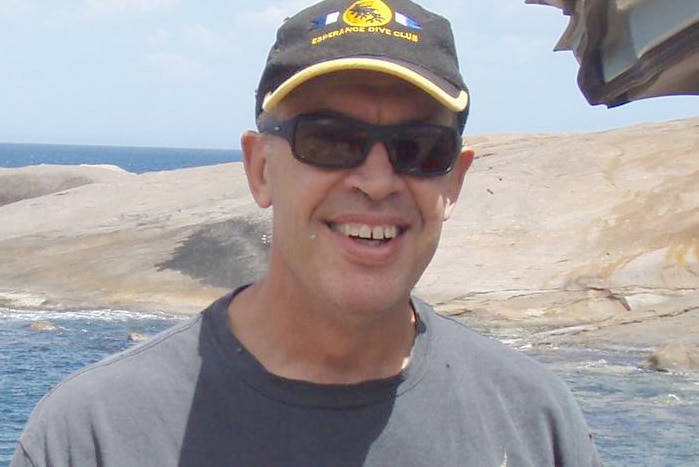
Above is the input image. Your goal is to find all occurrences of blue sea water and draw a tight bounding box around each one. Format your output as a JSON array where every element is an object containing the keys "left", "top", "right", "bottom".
[
  {"left": 531, "top": 349, "right": 699, "bottom": 465},
  {"left": 0, "top": 308, "right": 183, "bottom": 464},
  {"left": 0, "top": 142, "right": 242, "bottom": 173},
  {"left": 1, "top": 143, "right": 698, "bottom": 465},
  {"left": 2, "top": 308, "right": 698, "bottom": 466}
]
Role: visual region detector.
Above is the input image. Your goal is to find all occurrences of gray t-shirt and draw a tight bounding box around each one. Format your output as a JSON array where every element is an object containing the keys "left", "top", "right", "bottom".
[{"left": 12, "top": 291, "right": 601, "bottom": 466}]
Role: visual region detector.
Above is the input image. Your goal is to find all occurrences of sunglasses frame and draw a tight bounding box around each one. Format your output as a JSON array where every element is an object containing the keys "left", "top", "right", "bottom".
[{"left": 258, "top": 113, "right": 462, "bottom": 177}]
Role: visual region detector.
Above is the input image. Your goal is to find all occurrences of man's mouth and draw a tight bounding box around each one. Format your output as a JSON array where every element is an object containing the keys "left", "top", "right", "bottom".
[{"left": 328, "top": 222, "right": 404, "bottom": 245}]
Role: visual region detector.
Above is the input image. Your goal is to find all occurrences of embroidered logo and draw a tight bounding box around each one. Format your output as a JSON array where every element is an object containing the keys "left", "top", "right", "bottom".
[
  {"left": 343, "top": 0, "right": 392, "bottom": 27},
  {"left": 310, "top": 0, "right": 421, "bottom": 45}
]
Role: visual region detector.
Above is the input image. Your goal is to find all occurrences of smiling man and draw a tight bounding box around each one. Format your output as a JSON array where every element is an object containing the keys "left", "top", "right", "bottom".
[
  {"left": 13, "top": 1, "right": 601, "bottom": 466},
  {"left": 234, "top": 69, "right": 470, "bottom": 385}
]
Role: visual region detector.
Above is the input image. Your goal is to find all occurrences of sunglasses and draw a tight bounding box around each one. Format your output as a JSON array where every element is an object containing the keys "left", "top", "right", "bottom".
[{"left": 258, "top": 113, "right": 462, "bottom": 177}]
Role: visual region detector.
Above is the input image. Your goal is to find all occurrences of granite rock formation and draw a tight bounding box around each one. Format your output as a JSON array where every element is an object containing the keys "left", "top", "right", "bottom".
[{"left": 1, "top": 117, "right": 697, "bottom": 364}]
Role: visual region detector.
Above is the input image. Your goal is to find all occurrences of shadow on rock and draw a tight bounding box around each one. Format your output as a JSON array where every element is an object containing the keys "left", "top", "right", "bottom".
[{"left": 157, "top": 217, "right": 271, "bottom": 290}]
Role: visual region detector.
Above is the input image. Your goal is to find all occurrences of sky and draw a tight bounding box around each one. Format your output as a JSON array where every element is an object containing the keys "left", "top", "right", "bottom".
[{"left": 0, "top": 0, "right": 696, "bottom": 149}]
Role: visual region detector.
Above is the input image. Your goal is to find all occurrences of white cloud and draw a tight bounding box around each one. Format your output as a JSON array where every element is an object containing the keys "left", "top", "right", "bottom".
[
  {"left": 0, "top": 0, "right": 35, "bottom": 18},
  {"left": 149, "top": 52, "right": 207, "bottom": 82},
  {"left": 84, "top": 0, "right": 178, "bottom": 16}
]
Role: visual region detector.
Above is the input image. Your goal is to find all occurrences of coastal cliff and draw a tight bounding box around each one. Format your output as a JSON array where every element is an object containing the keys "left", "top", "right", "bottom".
[{"left": 1, "top": 117, "right": 697, "bottom": 355}]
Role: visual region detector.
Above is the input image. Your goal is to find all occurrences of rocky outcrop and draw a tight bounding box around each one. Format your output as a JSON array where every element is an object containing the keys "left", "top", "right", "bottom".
[
  {"left": 126, "top": 332, "right": 149, "bottom": 342},
  {"left": 643, "top": 343, "right": 699, "bottom": 372},
  {"left": 0, "top": 163, "right": 267, "bottom": 314},
  {"left": 0, "top": 117, "right": 697, "bottom": 351},
  {"left": 29, "top": 320, "right": 58, "bottom": 332},
  {"left": 0, "top": 164, "right": 129, "bottom": 207},
  {"left": 426, "top": 116, "right": 699, "bottom": 350}
]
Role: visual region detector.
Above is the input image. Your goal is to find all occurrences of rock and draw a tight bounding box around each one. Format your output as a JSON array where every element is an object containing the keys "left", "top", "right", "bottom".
[
  {"left": 126, "top": 332, "right": 148, "bottom": 342},
  {"left": 0, "top": 162, "right": 262, "bottom": 315},
  {"left": 0, "top": 118, "right": 698, "bottom": 348},
  {"left": 642, "top": 343, "right": 699, "bottom": 372},
  {"left": 0, "top": 164, "right": 130, "bottom": 207},
  {"left": 29, "top": 320, "right": 58, "bottom": 332}
]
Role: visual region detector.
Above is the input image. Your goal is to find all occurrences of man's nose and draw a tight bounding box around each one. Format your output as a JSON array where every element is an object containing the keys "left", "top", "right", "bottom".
[{"left": 345, "top": 142, "right": 405, "bottom": 200}]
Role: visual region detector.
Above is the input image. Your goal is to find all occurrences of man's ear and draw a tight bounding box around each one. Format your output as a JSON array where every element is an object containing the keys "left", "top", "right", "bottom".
[
  {"left": 241, "top": 131, "right": 273, "bottom": 208},
  {"left": 443, "top": 145, "right": 474, "bottom": 220}
]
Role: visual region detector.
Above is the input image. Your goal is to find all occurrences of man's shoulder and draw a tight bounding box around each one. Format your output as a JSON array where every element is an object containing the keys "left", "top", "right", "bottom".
[
  {"left": 48, "top": 292, "right": 235, "bottom": 396},
  {"left": 414, "top": 298, "right": 568, "bottom": 390},
  {"left": 414, "top": 299, "right": 593, "bottom": 443},
  {"left": 14, "top": 296, "right": 235, "bottom": 466},
  {"left": 38, "top": 313, "right": 203, "bottom": 405}
]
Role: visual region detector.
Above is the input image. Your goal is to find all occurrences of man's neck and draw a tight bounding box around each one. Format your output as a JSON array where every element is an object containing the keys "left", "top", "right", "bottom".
[{"left": 227, "top": 279, "right": 417, "bottom": 385}]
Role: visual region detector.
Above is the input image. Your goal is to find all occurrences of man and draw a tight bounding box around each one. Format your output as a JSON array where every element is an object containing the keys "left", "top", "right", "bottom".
[{"left": 13, "top": 0, "right": 601, "bottom": 465}]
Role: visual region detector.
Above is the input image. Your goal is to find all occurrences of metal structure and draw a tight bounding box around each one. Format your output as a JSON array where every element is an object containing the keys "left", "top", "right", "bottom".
[{"left": 527, "top": 0, "right": 699, "bottom": 106}]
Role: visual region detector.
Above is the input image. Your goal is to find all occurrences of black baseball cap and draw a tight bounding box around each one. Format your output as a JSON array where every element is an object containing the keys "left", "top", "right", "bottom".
[{"left": 255, "top": 0, "right": 470, "bottom": 130}]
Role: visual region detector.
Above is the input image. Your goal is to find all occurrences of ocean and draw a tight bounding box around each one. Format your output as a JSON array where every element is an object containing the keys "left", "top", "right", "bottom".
[
  {"left": 1, "top": 143, "right": 698, "bottom": 465},
  {"left": 2, "top": 309, "right": 698, "bottom": 466},
  {"left": 0, "top": 142, "right": 242, "bottom": 174}
]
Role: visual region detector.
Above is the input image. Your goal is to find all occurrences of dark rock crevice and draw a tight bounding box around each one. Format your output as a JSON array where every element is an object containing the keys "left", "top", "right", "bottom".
[{"left": 157, "top": 217, "right": 271, "bottom": 290}]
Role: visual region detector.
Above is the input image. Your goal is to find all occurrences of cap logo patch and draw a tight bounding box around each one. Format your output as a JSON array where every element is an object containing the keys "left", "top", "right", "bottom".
[
  {"left": 343, "top": 0, "right": 392, "bottom": 27},
  {"left": 311, "top": 0, "right": 421, "bottom": 46}
]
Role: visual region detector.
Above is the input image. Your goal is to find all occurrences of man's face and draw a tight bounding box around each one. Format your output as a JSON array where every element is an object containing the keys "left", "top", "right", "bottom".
[{"left": 243, "top": 71, "right": 473, "bottom": 317}]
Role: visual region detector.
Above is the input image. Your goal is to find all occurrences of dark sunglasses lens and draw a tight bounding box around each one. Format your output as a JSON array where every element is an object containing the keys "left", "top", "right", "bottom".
[
  {"left": 294, "top": 116, "right": 367, "bottom": 169},
  {"left": 392, "top": 127, "right": 458, "bottom": 176}
]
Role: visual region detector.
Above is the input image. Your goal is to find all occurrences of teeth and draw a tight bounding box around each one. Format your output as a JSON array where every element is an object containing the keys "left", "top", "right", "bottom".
[
  {"left": 384, "top": 225, "right": 398, "bottom": 239},
  {"left": 359, "top": 225, "right": 372, "bottom": 239},
  {"left": 334, "top": 223, "right": 400, "bottom": 240}
]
